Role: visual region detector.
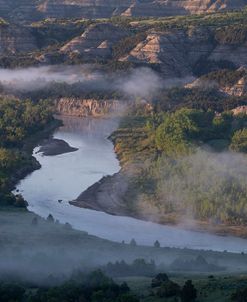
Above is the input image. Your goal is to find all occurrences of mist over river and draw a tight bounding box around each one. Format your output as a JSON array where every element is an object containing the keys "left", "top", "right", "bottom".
[{"left": 15, "top": 116, "right": 247, "bottom": 253}]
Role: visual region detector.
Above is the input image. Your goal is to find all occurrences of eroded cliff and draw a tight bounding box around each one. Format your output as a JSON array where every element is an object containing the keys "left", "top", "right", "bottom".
[
  {"left": 60, "top": 23, "right": 129, "bottom": 60},
  {"left": 55, "top": 98, "right": 124, "bottom": 117},
  {"left": 0, "top": 23, "right": 37, "bottom": 55},
  {"left": 0, "top": 0, "right": 247, "bottom": 22}
]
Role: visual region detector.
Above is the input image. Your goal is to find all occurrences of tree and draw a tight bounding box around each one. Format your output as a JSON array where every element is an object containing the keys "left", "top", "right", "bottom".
[
  {"left": 32, "top": 217, "right": 38, "bottom": 226},
  {"left": 0, "top": 283, "right": 25, "bottom": 302},
  {"left": 118, "top": 293, "right": 139, "bottom": 302},
  {"left": 154, "top": 240, "right": 161, "bottom": 248},
  {"left": 47, "top": 214, "right": 55, "bottom": 223},
  {"left": 155, "top": 109, "right": 199, "bottom": 157},
  {"left": 14, "top": 194, "right": 27, "bottom": 208},
  {"left": 64, "top": 222, "right": 72, "bottom": 230},
  {"left": 180, "top": 280, "right": 197, "bottom": 302},
  {"left": 157, "top": 280, "right": 180, "bottom": 298},
  {"left": 151, "top": 273, "right": 169, "bottom": 288},
  {"left": 230, "top": 129, "right": 247, "bottom": 153},
  {"left": 231, "top": 287, "right": 247, "bottom": 302},
  {"left": 130, "top": 239, "right": 137, "bottom": 246}
]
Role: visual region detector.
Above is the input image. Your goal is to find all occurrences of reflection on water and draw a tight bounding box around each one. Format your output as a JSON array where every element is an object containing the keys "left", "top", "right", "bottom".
[
  {"left": 15, "top": 116, "right": 247, "bottom": 253},
  {"left": 17, "top": 116, "right": 120, "bottom": 204}
]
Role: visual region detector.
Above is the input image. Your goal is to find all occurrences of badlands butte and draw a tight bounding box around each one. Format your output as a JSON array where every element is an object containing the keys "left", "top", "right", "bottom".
[
  {"left": 1, "top": 6, "right": 247, "bottom": 111},
  {"left": 0, "top": 5, "right": 247, "bottom": 77},
  {"left": 0, "top": 0, "right": 247, "bottom": 22}
]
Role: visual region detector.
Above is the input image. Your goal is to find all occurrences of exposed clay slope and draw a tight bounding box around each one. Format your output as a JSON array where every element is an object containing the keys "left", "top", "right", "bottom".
[
  {"left": 55, "top": 98, "right": 123, "bottom": 117},
  {"left": 122, "top": 27, "right": 247, "bottom": 77},
  {"left": 0, "top": 23, "right": 37, "bottom": 55},
  {"left": 122, "top": 0, "right": 247, "bottom": 16},
  {"left": 208, "top": 41, "right": 247, "bottom": 68},
  {"left": 120, "top": 32, "right": 191, "bottom": 77},
  {"left": 221, "top": 76, "right": 247, "bottom": 96},
  {"left": 60, "top": 23, "right": 129, "bottom": 60},
  {"left": 187, "top": 67, "right": 247, "bottom": 96},
  {"left": 1, "top": 0, "right": 247, "bottom": 22},
  {"left": 1, "top": 19, "right": 247, "bottom": 80},
  {"left": 232, "top": 105, "right": 247, "bottom": 115},
  {"left": 120, "top": 27, "right": 214, "bottom": 77}
]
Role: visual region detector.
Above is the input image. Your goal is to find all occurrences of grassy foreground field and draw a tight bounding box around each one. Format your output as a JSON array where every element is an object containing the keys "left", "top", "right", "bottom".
[
  {"left": 1, "top": 208, "right": 247, "bottom": 301},
  {"left": 1, "top": 208, "right": 247, "bottom": 275}
]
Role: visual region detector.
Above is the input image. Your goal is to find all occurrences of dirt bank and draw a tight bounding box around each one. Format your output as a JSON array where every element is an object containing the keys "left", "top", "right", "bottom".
[{"left": 71, "top": 170, "right": 247, "bottom": 240}]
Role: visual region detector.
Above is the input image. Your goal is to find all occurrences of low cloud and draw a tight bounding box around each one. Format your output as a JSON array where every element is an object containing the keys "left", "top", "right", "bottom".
[{"left": 0, "top": 65, "right": 193, "bottom": 99}]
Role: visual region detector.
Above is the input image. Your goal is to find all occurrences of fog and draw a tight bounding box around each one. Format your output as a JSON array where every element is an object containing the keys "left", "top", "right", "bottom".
[
  {"left": 0, "top": 65, "right": 160, "bottom": 96},
  {"left": 0, "top": 65, "right": 193, "bottom": 98},
  {"left": 135, "top": 146, "right": 247, "bottom": 226},
  {"left": 0, "top": 65, "right": 106, "bottom": 92},
  {"left": 116, "top": 68, "right": 162, "bottom": 97},
  {"left": 1, "top": 210, "right": 247, "bottom": 285}
]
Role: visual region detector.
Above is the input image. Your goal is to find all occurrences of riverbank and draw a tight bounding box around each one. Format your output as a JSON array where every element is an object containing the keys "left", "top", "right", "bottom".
[
  {"left": 22, "top": 118, "right": 63, "bottom": 154},
  {"left": 71, "top": 171, "right": 247, "bottom": 239},
  {"left": 2, "top": 208, "right": 247, "bottom": 280},
  {"left": 10, "top": 119, "right": 63, "bottom": 203},
  {"left": 36, "top": 138, "right": 78, "bottom": 156},
  {"left": 71, "top": 115, "right": 247, "bottom": 240}
]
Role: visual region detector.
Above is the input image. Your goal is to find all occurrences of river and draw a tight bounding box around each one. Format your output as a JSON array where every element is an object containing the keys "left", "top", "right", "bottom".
[{"left": 15, "top": 116, "right": 247, "bottom": 253}]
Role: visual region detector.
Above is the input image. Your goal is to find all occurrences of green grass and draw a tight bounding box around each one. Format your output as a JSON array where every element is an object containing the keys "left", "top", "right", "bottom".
[
  {"left": 130, "top": 9, "right": 247, "bottom": 30},
  {"left": 0, "top": 18, "right": 8, "bottom": 26},
  {"left": 117, "top": 275, "right": 247, "bottom": 302}
]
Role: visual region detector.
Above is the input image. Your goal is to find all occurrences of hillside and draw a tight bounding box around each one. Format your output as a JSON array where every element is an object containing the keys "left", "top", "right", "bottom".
[
  {"left": 0, "top": 0, "right": 247, "bottom": 23},
  {"left": 1, "top": 9, "right": 247, "bottom": 75}
]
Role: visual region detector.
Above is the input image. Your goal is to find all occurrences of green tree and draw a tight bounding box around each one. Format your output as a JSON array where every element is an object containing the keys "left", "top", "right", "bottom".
[
  {"left": 231, "top": 287, "right": 247, "bottom": 302},
  {"left": 230, "top": 129, "right": 247, "bottom": 153},
  {"left": 0, "top": 283, "right": 25, "bottom": 302},
  {"left": 180, "top": 280, "right": 197, "bottom": 302},
  {"left": 155, "top": 109, "right": 199, "bottom": 157},
  {"left": 157, "top": 280, "right": 180, "bottom": 298},
  {"left": 154, "top": 240, "right": 161, "bottom": 248},
  {"left": 130, "top": 239, "right": 137, "bottom": 246}
]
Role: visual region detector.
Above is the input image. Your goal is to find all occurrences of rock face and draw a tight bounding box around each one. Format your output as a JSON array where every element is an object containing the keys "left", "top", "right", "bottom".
[
  {"left": 222, "top": 76, "right": 247, "bottom": 96},
  {"left": 1, "top": 8, "right": 247, "bottom": 80},
  {"left": 1, "top": 19, "right": 247, "bottom": 80},
  {"left": 36, "top": 0, "right": 131, "bottom": 19},
  {"left": 0, "top": 0, "right": 42, "bottom": 22},
  {"left": 121, "top": 28, "right": 247, "bottom": 78},
  {"left": 120, "top": 32, "right": 190, "bottom": 77},
  {"left": 60, "top": 23, "right": 129, "bottom": 60},
  {"left": 1, "top": 0, "right": 247, "bottom": 22},
  {"left": 55, "top": 98, "right": 123, "bottom": 117},
  {"left": 209, "top": 43, "right": 247, "bottom": 68},
  {"left": 120, "top": 28, "right": 214, "bottom": 77},
  {"left": 232, "top": 105, "right": 247, "bottom": 115},
  {"left": 186, "top": 67, "right": 247, "bottom": 96},
  {"left": 122, "top": 0, "right": 247, "bottom": 16},
  {"left": 0, "top": 24, "right": 37, "bottom": 55},
  {"left": 58, "top": 23, "right": 247, "bottom": 78}
]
